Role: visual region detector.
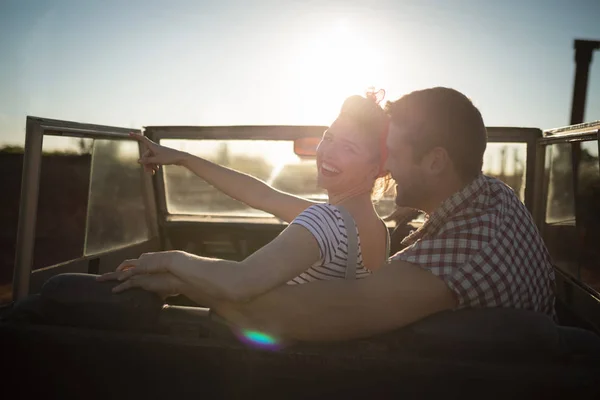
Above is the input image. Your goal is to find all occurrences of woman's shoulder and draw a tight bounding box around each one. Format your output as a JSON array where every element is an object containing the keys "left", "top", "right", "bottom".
[
  {"left": 300, "top": 203, "right": 342, "bottom": 218},
  {"left": 293, "top": 203, "right": 344, "bottom": 235}
]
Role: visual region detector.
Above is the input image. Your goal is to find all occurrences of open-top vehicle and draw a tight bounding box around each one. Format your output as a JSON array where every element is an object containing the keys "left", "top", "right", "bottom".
[{"left": 2, "top": 40, "right": 600, "bottom": 399}]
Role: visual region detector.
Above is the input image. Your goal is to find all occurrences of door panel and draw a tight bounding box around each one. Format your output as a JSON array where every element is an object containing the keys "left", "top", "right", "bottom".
[
  {"left": 164, "top": 221, "right": 284, "bottom": 261},
  {"left": 13, "top": 117, "right": 159, "bottom": 299},
  {"left": 539, "top": 123, "right": 600, "bottom": 331},
  {"left": 29, "top": 238, "right": 160, "bottom": 293}
]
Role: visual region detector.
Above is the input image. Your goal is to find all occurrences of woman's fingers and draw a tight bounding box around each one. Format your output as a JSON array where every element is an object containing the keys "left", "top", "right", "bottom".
[
  {"left": 116, "top": 258, "right": 139, "bottom": 272},
  {"left": 96, "top": 268, "right": 136, "bottom": 282},
  {"left": 117, "top": 268, "right": 137, "bottom": 281},
  {"left": 132, "top": 133, "right": 162, "bottom": 173},
  {"left": 109, "top": 252, "right": 171, "bottom": 282},
  {"left": 110, "top": 272, "right": 179, "bottom": 298},
  {"left": 138, "top": 148, "right": 162, "bottom": 176},
  {"left": 111, "top": 274, "right": 157, "bottom": 294},
  {"left": 112, "top": 276, "right": 136, "bottom": 293},
  {"left": 96, "top": 271, "right": 123, "bottom": 281},
  {"left": 130, "top": 132, "right": 157, "bottom": 149}
]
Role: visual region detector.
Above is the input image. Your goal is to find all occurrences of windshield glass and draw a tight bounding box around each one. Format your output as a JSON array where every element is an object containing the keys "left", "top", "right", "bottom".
[
  {"left": 162, "top": 139, "right": 527, "bottom": 220},
  {"left": 543, "top": 139, "right": 600, "bottom": 294}
]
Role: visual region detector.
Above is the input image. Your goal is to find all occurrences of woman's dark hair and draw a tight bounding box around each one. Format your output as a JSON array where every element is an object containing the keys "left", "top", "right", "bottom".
[
  {"left": 385, "top": 87, "right": 487, "bottom": 182},
  {"left": 338, "top": 93, "right": 394, "bottom": 200}
]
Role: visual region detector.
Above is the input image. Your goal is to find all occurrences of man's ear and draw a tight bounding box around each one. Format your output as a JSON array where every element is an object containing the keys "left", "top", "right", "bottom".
[{"left": 424, "top": 147, "right": 450, "bottom": 176}]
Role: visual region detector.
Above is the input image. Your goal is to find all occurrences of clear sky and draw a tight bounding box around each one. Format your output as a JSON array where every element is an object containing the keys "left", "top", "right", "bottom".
[{"left": 1, "top": 0, "right": 599, "bottom": 149}]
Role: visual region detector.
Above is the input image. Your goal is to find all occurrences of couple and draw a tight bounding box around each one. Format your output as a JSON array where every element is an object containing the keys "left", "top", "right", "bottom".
[{"left": 99, "top": 87, "right": 556, "bottom": 342}]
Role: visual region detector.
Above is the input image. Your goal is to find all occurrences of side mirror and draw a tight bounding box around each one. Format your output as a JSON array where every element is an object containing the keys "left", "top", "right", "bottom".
[{"left": 293, "top": 137, "right": 320, "bottom": 158}]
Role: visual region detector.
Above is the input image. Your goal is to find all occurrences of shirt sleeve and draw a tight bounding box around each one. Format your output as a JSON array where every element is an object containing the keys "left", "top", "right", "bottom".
[
  {"left": 290, "top": 204, "right": 343, "bottom": 265},
  {"left": 391, "top": 223, "right": 491, "bottom": 309}
]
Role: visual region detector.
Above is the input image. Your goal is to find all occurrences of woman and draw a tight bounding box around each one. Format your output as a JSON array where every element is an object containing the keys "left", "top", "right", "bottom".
[{"left": 99, "top": 90, "right": 394, "bottom": 304}]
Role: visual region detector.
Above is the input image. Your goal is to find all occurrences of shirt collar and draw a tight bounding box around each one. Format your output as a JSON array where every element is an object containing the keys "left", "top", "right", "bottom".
[{"left": 401, "top": 173, "right": 487, "bottom": 246}]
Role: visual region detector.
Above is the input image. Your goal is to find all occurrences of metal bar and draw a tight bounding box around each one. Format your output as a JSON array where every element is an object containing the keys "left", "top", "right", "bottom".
[
  {"left": 544, "top": 121, "right": 600, "bottom": 136},
  {"left": 523, "top": 135, "right": 538, "bottom": 213},
  {"left": 82, "top": 139, "right": 97, "bottom": 256},
  {"left": 531, "top": 141, "right": 547, "bottom": 230},
  {"left": 571, "top": 140, "right": 583, "bottom": 281},
  {"left": 570, "top": 39, "right": 600, "bottom": 125},
  {"left": 137, "top": 134, "right": 160, "bottom": 239},
  {"left": 144, "top": 128, "right": 169, "bottom": 251},
  {"left": 147, "top": 125, "right": 328, "bottom": 141},
  {"left": 147, "top": 125, "right": 541, "bottom": 143},
  {"left": 486, "top": 127, "right": 542, "bottom": 139},
  {"left": 538, "top": 131, "right": 599, "bottom": 146},
  {"left": 597, "top": 130, "right": 600, "bottom": 175},
  {"left": 42, "top": 126, "right": 132, "bottom": 140},
  {"left": 12, "top": 118, "right": 44, "bottom": 300},
  {"left": 30, "top": 115, "right": 136, "bottom": 134}
]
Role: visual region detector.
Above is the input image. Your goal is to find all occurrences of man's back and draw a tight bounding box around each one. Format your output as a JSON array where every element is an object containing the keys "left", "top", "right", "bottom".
[{"left": 392, "top": 174, "right": 556, "bottom": 315}]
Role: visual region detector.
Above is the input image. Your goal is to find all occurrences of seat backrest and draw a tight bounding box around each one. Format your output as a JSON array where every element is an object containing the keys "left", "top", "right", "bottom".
[{"left": 398, "top": 308, "right": 561, "bottom": 361}]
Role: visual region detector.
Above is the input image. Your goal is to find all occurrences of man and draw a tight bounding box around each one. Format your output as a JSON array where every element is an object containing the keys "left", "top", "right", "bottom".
[{"left": 109, "top": 87, "right": 557, "bottom": 342}]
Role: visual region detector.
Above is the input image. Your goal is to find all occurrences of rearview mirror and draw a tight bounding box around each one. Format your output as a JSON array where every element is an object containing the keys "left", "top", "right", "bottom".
[{"left": 293, "top": 137, "right": 320, "bottom": 158}]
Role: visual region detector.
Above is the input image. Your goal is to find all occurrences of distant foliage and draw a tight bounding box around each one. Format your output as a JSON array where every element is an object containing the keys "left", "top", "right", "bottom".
[
  {"left": 0, "top": 145, "right": 24, "bottom": 153},
  {"left": 0, "top": 145, "right": 88, "bottom": 156}
]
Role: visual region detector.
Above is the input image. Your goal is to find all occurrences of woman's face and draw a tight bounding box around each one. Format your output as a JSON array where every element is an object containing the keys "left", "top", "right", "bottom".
[{"left": 316, "top": 117, "right": 380, "bottom": 194}]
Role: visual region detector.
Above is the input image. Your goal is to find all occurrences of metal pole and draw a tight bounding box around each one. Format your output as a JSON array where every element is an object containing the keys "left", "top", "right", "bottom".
[
  {"left": 137, "top": 132, "right": 160, "bottom": 240},
  {"left": 12, "top": 118, "right": 44, "bottom": 301},
  {"left": 569, "top": 40, "right": 599, "bottom": 283},
  {"left": 570, "top": 39, "right": 600, "bottom": 125}
]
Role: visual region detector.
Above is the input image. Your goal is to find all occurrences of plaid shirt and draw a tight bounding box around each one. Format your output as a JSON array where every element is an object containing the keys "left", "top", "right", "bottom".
[{"left": 392, "top": 174, "right": 556, "bottom": 316}]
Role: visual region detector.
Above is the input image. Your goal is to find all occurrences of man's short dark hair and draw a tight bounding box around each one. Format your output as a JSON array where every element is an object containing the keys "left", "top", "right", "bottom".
[{"left": 385, "top": 87, "right": 487, "bottom": 181}]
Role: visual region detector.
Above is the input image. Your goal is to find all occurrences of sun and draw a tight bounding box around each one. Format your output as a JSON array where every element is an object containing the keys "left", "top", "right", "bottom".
[
  {"left": 160, "top": 20, "right": 393, "bottom": 171},
  {"left": 280, "top": 18, "right": 389, "bottom": 124}
]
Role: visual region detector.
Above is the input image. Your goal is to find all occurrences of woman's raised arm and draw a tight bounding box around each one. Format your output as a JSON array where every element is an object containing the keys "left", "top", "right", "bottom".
[{"left": 132, "top": 133, "right": 316, "bottom": 222}]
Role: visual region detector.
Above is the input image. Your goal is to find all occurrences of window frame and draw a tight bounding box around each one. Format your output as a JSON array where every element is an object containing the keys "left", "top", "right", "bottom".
[
  {"left": 146, "top": 125, "right": 542, "bottom": 224},
  {"left": 13, "top": 116, "right": 159, "bottom": 301},
  {"left": 536, "top": 125, "right": 600, "bottom": 228},
  {"left": 537, "top": 123, "right": 600, "bottom": 295}
]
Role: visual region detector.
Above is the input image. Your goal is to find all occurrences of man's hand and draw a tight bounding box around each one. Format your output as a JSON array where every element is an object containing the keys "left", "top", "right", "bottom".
[{"left": 215, "top": 260, "right": 457, "bottom": 342}]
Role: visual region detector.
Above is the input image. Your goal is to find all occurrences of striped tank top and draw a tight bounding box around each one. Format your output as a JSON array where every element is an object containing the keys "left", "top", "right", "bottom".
[{"left": 287, "top": 203, "right": 390, "bottom": 285}]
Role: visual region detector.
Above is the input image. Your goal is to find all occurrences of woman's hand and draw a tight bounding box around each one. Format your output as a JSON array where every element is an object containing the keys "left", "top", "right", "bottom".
[
  {"left": 102, "top": 272, "right": 183, "bottom": 299},
  {"left": 97, "top": 250, "right": 185, "bottom": 282},
  {"left": 130, "top": 132, "right": 188, "bottom": 174}
]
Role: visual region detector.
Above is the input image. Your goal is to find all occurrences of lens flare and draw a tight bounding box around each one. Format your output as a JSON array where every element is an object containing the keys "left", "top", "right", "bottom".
[{"left": 238, "top": 330, "right": 281, "bottom": 350}]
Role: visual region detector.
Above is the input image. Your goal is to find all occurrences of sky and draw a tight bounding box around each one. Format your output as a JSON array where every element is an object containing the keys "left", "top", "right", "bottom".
[{"left": 1, "top": 0, "right": 599, "bottom": 151}]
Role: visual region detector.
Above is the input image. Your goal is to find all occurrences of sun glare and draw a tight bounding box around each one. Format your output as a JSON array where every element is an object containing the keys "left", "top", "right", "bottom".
[
  {"left": 282, "top": 19, "right": 388, "bottom": 122},
  {"left": 151, "top": 20, "right": 394, "bottom": 170}
]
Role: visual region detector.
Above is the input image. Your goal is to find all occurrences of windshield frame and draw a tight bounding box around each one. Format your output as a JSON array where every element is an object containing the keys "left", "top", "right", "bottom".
[{"left": 146, "top": 125, "right": 542, "bottom": 223}]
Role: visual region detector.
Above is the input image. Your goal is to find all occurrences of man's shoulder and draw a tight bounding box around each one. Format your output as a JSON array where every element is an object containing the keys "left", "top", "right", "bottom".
[
  {"left": 481, "top": 174, "right": 524, "bottom": 204},
  {"left": 400, "top": 175, "right": 530, "bottom": 247},
  {"left": 463, "top": 174, "right": 528, "bottom": 215}
]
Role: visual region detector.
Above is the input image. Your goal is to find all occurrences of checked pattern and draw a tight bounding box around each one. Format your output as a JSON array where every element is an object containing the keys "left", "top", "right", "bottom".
[{"left": 392, "top": 174, "right": 556, "bottom": 316}]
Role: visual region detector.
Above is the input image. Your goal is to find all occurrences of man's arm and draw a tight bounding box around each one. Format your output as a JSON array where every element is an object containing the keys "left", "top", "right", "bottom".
[{"left": 210, "top": 259, "right": 457, "bottom": 342}]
